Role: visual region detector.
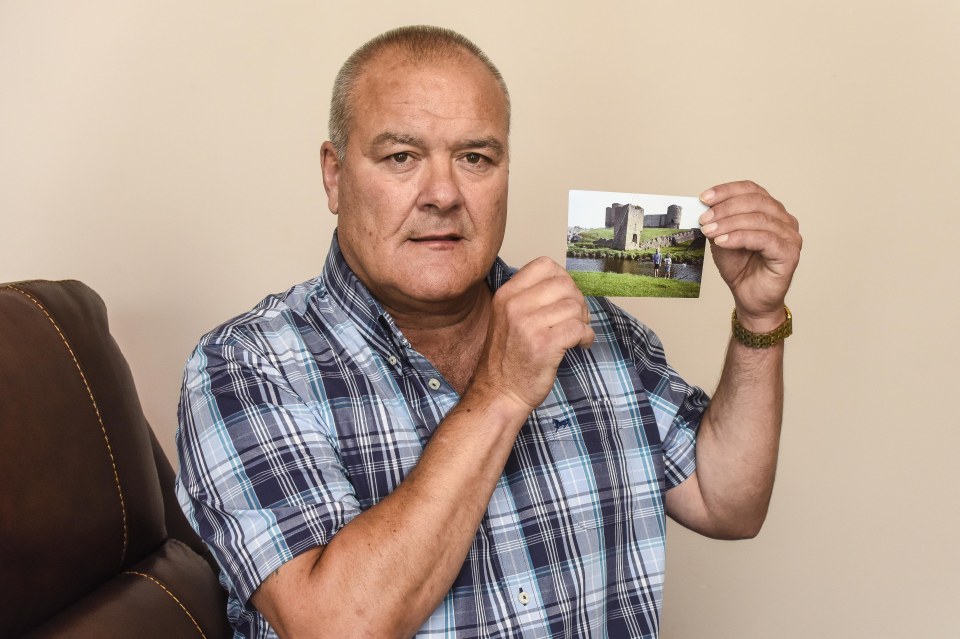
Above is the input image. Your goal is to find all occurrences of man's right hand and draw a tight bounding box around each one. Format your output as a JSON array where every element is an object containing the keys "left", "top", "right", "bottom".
[{"left": 471, "top": 256, "right": 595, "bottom": 414}]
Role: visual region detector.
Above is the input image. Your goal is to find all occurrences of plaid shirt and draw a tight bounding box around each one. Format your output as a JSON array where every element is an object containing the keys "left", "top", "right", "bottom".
[{"left": 176, "top": 234, "right": 708, "bottom": 639}]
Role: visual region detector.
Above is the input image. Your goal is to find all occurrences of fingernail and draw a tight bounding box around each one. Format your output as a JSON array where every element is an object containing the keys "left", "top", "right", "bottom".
[
  {"left": 700, "top": 189, "right": 716, "bottom": 204},
  {"left": 701, "top": 222, "right": 718, "bottom": 234},
  {"left": 715, "top": 234, "right": 729, "bottom": 245},
  {"left": 699, "top": 209, "right": 714, "bottom": 225}
]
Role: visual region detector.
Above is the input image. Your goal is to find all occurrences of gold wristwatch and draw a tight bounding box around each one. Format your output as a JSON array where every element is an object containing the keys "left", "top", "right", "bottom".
[{"left": 731, "top": 305, "right": 792, "bottom": 348}]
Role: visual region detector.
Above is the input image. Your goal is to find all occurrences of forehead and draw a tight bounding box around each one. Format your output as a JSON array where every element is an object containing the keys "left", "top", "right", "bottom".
[{"left": 348, "top": 49, "right": 509, "bottom": 138}]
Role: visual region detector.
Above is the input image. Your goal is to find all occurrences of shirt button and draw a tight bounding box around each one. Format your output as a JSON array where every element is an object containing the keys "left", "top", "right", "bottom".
[
  {"left": 427, "top": 378, "right": 441, "bottom": 391},
  {"left": 387, "top": 355, "right": 398, "bottom": 366},
  {"left": 518, "top": 588, "right": 530, "bottom": 606}
]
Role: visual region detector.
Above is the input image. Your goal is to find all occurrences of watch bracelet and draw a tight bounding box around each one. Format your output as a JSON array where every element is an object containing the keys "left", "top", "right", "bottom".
[{"left": 731, "top": 305, "right": 792, "bottom": 348}]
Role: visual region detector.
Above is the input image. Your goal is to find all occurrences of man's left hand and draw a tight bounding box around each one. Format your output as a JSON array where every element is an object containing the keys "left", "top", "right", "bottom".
[
  {"left": 666, "top": 181, "right": 801, "bottom": 539},
  {"left": 698, "top": 180, "right": 802, "bottom": 329}
]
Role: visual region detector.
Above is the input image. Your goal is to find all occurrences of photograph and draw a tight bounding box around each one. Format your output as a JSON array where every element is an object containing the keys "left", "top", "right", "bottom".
[{"left": 567, "top": 190, "right": 708, "bottom": 298}]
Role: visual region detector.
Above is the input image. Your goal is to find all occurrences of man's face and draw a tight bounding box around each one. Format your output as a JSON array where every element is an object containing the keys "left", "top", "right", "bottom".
[{"left": 321, "top": 50, "right": 510, "bottom": 314}]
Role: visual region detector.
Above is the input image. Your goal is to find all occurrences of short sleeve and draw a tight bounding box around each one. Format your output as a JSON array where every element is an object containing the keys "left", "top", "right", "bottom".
[
  {"left": 595, "top": 298, "right": 710, "bottom": 490},
  {"left": 175, "top": 331, "right": 361, "bottom": 607}
]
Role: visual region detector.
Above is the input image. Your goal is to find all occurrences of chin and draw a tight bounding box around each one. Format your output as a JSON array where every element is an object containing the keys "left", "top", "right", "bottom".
[{"left": 405, "top": 271, "right": 485, "bottom": 303}]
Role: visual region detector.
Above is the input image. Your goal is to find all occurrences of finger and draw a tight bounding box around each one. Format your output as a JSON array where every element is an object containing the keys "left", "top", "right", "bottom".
[
  {"left": 701, "top": 211, "right": 800, "bottom": 246},
  {"left": 526, "top": 312, "right": 595, "bottom": 353},
  {"left": 549, "top": 317, "right": 596, "bottom": 350},
  {"left": 532, "top": 298, "right": 592, "bottom": 334},
  {"left": 502, "top": 256, "right": 566, "bottom": 294},
  {"left": 497, "top": 258, "right": 585, "bottom": 303},
  {"left": 711, "top": 228, "right": 801, "bottom": 268},
  {"left": 497, "top": 272, "right": 590, "bottom": 323},
  {"left": 700, "top": 180, "right": 770, "bottom": 206},
  {"left": 577, "top": 323, "right": 596, "bottom": 349},
  {"left": 701, "top": 192, "right": 798, "bottom": 231},
  {"left": 538, "top": 290, "right": 592, "bottom": 326}
]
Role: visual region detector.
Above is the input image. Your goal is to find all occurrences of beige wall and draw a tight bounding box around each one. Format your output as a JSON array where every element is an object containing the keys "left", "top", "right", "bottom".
[{"left": 2, "top": 1, "right": 958, "bottom": 636}]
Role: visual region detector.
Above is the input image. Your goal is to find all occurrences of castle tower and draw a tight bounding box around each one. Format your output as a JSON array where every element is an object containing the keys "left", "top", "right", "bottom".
[
  {"left": 612, "top": 203, "right": 644, "bottom": 250},
  {"left": 667, "top": 204, "right": 682, "bottom": 229}
]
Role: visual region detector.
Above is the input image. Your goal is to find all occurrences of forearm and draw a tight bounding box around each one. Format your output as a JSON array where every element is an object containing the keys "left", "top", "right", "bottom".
[
  {"left": 693, "top": 328, "right": 784, "bottom": 537},
  {"left": 269, "top": 387, "right": 528, "bottom": 638}
]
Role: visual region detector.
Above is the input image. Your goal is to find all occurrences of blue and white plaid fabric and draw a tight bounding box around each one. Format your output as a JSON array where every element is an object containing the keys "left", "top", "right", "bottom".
[{"left": 176, "top": 233, "right": 708, "bottom": 638}]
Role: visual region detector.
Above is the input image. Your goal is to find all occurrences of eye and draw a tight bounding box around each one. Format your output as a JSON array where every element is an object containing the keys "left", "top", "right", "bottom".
[
  {"left": 390, "top": 152, "right": 410, "bottom": 163},
  {"left": 464, "top": 153, "right": 484, "bottom": 164}
]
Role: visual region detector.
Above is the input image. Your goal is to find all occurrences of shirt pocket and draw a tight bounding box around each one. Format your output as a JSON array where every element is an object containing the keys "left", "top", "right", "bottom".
[
  {"left": 533, "top": 397, "right": 618, "bottom": 442},
  {"left": 530, "top": 398, "right": 642, "bottom": 530}
]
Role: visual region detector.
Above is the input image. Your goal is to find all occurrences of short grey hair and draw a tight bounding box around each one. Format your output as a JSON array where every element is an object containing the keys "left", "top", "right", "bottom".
[{"left": 328, "top": 25, "right": 511, "bottom": 161}]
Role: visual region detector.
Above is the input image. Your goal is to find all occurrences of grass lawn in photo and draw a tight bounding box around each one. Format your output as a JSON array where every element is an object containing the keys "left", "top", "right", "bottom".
[{"left": 570, "top": 270, "right": 701, "bottom": 297}]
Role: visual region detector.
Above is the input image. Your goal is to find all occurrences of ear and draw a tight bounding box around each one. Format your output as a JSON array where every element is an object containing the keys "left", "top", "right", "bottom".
[{"left": 320, "top": 141, "right": 342, "bottom": 215}]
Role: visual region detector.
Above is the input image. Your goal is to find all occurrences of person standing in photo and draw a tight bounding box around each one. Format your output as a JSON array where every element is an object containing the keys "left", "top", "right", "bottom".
[{"left": 653, "top": 246, "right": 662, "bottom": 277}]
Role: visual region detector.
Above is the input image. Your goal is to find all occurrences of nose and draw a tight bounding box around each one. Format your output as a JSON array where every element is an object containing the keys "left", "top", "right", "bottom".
[{"left": 415, "top": 158, "right": 463, "bottom": 213}]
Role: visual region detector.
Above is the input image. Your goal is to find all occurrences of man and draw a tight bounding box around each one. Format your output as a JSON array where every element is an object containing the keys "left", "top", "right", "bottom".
[
  {"left": 652, "top": 247, "right": 662, "bottom": 277},
  {"left": 177, "top": 25, "right": 801, "bottom": 639}
]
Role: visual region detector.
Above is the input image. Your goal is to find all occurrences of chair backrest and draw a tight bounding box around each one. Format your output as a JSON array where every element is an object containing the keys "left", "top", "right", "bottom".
[{"left": 0, "top": 280, "right": 230, "bottom": 638}]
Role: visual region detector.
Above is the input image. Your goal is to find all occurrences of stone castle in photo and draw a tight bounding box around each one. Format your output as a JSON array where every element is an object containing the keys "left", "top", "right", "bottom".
[{"left": 605, "top": 203, "right": 684, "bottom": 250}]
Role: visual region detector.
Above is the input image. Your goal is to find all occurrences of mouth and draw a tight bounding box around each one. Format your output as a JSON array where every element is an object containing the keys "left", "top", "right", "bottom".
[{"left": 409, "top": 234, "right": 463, "bottom": 243}]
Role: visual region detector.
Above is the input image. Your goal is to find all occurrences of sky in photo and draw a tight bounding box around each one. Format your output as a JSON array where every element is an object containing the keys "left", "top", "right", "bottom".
[{"left": 568, "top": 190, "right": 708, "bottom": 230}]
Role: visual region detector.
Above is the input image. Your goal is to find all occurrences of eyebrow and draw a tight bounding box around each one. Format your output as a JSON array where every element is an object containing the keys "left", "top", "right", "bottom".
[
  {"left": 459, "top": 137, "right": 505, "bottom": 158},
  {"left": 370, "top": 131, "right": 425, "bottom": 149},
  {"left": 369, "top": 132, "right": 506, "bottom": 158}
]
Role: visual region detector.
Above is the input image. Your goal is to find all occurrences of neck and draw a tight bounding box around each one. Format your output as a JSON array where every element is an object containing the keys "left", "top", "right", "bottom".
[
  {"left": 384, "top": 283, "right": 493, "bottom": 395},
  {"left": 394, "top": 281, "right": 487, "bottom": 321}
]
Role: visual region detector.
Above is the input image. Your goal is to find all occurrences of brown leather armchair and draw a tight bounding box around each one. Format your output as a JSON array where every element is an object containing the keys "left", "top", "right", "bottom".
[{"left": 0, "top": 280, "right": 231, "bottom": 639}]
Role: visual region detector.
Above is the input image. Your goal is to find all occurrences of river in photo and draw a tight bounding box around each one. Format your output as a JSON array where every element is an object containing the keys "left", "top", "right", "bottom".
[{"left": 566, "top": 256, "right": 702, "bottom": 283}]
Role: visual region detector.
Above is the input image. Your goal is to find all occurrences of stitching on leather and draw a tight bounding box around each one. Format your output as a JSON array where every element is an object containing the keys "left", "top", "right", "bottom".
[
  {"left": 6, "top": 285, "right": 129, "bottom": 565},
  {"left": 124, "top": 571, "right": 208, "bottom": 638}
]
